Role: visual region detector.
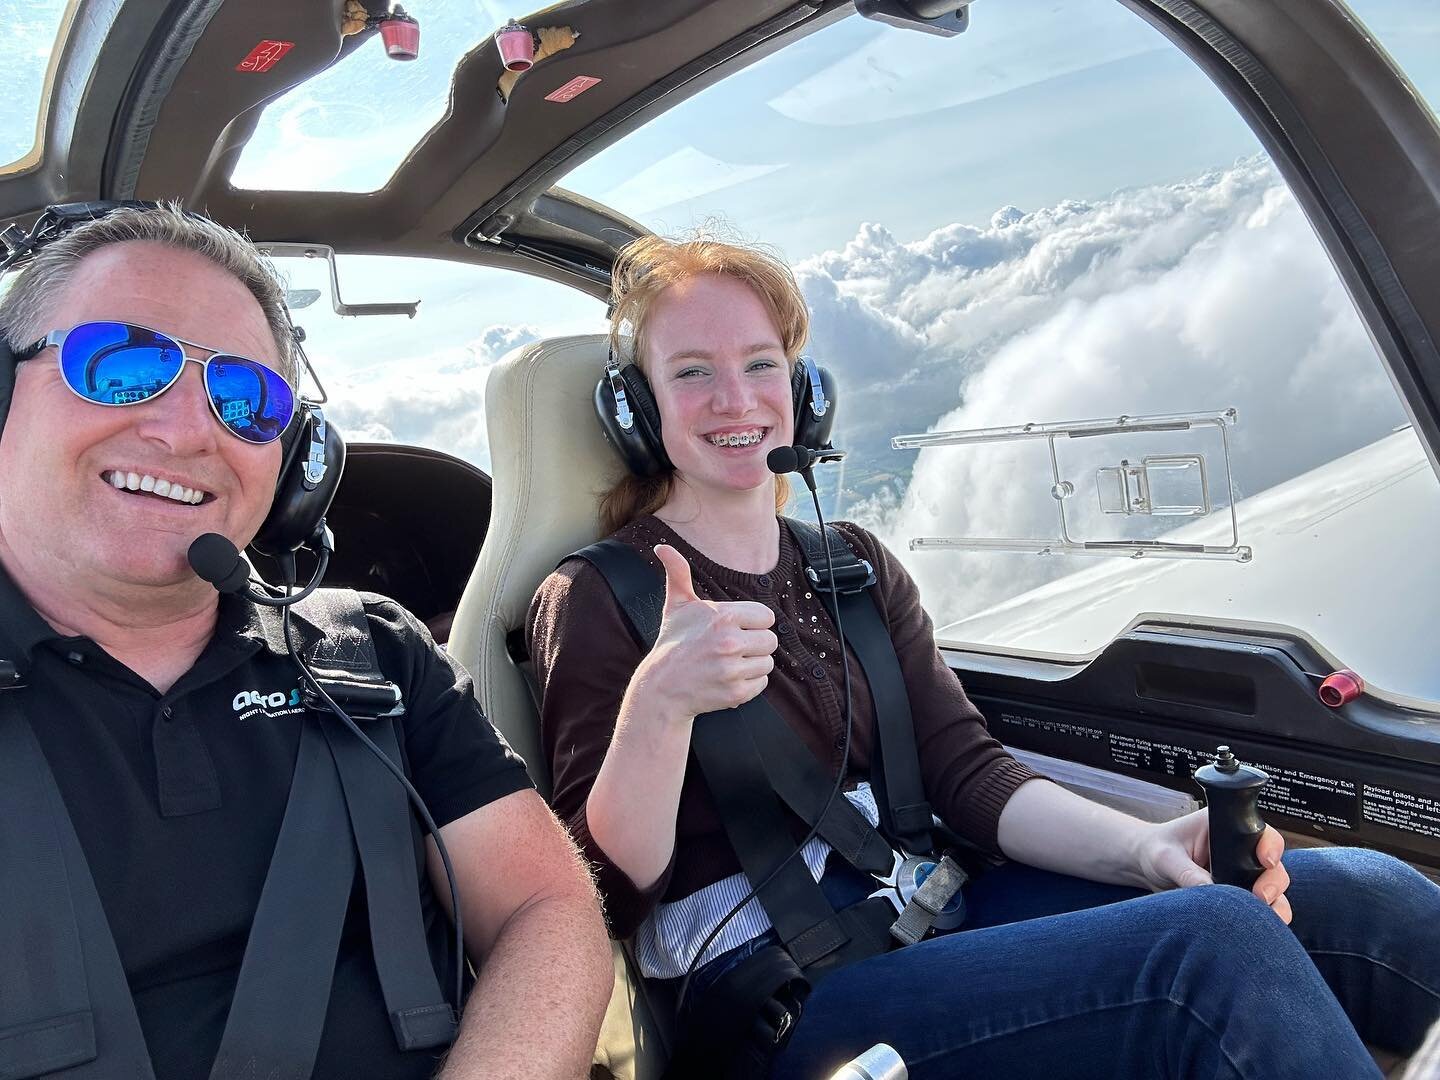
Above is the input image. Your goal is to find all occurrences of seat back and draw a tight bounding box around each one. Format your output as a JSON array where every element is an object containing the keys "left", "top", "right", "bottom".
[
  {"left": 448, "top": 335, "right": 671, "bottom": 1079},
  {"left": 450, "top": 334, "right": 626, "bottom": 795}
]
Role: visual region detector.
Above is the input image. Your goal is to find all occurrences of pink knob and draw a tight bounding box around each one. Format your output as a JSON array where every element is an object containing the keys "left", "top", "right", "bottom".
[
  {"left": 378, "top": 8, "right": 419, "bottom": 61},
  {"left": 1318, "top": 669, "right": 1364, "bottom": 708},
  {"left": 495, "top": 22, "right": 534, "bottom": 72}
]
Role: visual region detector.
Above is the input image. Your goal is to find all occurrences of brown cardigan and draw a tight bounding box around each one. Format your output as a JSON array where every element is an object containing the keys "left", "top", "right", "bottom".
[{"left": 526, "top": 515, "right": 1039, "bottom": 938}]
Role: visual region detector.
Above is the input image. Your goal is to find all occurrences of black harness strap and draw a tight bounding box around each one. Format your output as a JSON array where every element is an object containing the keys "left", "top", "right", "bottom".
[
  {"left": 210, "top": 715, "right": 356, "bottom": 1080},
  {"left": 0, "top": 666, "right": 157, "bottom": 1080},
  {"left": 783, "top": 519, "right": 936, "bottom": 855},
  {"left": 689, "top": 714, "right": 858, "bottom": 970},
  {"left": 582, "top": 539, "right": 665, "bottom": 644},
  {"left": 0, "top": 590, "right": 455, "bottom": 1080},
  {"left": 297, "top": 590, "right": 457, "bottom": 1052},
  {"left": 742, "top": 708, "right": 892, "bottom": 878},
  {"left": 215, "top": 591, "right": 457, "bottom": 1076}
]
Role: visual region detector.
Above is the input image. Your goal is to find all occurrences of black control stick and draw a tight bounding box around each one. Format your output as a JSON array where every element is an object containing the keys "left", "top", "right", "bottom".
[{"left": 1193, "top": 746, "right": 1269, "bottom": 889}]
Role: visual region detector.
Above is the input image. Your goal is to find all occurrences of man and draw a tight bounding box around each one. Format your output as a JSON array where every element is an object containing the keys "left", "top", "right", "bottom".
[{"left": 0, "top": 204, "right": 612, "bottom": 1079}]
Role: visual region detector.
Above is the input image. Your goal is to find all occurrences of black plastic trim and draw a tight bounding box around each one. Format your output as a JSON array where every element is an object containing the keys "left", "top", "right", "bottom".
[
  {"left": 104, "top": 0, "right": 229, "bottom": 198},
  {"left": 952, "top": 626, "right": 1440, "bottom": 868}
]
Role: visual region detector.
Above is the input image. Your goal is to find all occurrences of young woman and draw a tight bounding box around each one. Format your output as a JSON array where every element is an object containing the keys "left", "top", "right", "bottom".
[{"left": 527, "top": 236, "right": 1440, "bottom": 1079}]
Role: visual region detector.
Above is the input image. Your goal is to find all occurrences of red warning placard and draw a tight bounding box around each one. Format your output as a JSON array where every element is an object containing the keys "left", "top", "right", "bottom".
[
  {"left": 237, "top": 40, "right": 294, "bottom": 74},
  {"left": 545, "top": 76, "right": 601, "bottom": 103}
]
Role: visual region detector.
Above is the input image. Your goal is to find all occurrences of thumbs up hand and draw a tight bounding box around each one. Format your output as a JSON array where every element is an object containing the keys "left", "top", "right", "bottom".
[
  {"left": 642, "top": 544, "right": 778, "bottom": 720},
  {"left": 657, "top": 542, "right": 703, "bottom": 615}
]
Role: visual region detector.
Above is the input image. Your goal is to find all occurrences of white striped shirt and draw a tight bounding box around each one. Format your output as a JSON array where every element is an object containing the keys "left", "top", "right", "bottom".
[{"left": 633, "top": 783, "right": 882, "bottom": 980}]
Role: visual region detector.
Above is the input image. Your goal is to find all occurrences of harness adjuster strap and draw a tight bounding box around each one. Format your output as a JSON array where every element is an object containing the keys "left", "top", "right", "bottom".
[
  {"left": 889, "top": 855, "right": 967, "bottom": 947},
  {"left": 785, "top": 916, "right": 851, "bottom": 969},
  {"left": 303, "top": 673, "right": 404, "bottom": 721},
  {"left": 390, "top": 1003, "right": 459, "bottom": 1051}
]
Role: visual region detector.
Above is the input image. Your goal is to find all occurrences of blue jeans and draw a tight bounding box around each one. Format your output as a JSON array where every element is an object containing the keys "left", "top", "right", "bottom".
[{"left": 705, "top": 848, "right": 1440, "bottom": 1079}]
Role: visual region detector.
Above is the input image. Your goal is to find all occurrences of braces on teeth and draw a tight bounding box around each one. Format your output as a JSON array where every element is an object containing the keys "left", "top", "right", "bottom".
[{"left": 713, "top": 431, "right": 764, "bottom": 447}]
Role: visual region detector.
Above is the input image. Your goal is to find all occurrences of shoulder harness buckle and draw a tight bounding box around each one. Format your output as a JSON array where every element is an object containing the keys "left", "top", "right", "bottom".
[
  {"left": 785, "top": 517, "right": 876, "bottom": 595},
  {"left": 804, "top": 558, "right": 875, "bottom": 595}
]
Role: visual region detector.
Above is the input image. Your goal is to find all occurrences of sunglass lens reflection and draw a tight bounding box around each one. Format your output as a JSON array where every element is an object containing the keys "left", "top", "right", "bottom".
[
  {"left": 59, "top": 322, "right": 184, "bottom": 405},
  {"left": 206, "top": 357, "right": 295, "bottom": 444}
]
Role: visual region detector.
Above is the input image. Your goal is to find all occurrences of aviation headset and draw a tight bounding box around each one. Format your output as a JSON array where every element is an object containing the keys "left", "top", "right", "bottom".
[
  {"left": 0, "top": 201, "right": 343, "bottom": 556},
  {"left": 595, "top": 352, "right": 838, "bottom": 477}
]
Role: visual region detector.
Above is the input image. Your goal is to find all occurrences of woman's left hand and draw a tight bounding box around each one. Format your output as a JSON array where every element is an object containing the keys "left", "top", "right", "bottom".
[{"left": 1135, "top": 809, "right": 1292, "bottom": 924}]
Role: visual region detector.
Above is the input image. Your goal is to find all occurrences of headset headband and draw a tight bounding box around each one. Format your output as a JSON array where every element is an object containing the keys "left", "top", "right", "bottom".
[{"left": 0, "top": 201, "right": 187, "bottom": 275}]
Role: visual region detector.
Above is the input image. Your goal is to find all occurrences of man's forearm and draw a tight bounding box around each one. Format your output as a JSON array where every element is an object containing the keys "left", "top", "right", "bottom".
[{"left": 438, "top": 891, "right": 612, "bottom": 1080}]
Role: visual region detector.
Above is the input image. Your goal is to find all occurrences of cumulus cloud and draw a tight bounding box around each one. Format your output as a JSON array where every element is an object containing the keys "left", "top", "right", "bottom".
[
  {"left": 319, "top": 323, "right": 540, "bottom": 468},
  {"left": 796, "top": 157, "right": 1406, "bottom": 626},
  {"left": 474, "top": 323, "right": 542, "bottom": 363}
]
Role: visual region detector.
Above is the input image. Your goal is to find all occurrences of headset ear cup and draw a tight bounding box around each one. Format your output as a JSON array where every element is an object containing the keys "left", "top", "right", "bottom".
[
  {"left": 0, "top": 336, "right": 15, "bottom": 435},
  {"left": 594, "top": 363, "right": 672, "bottom": 477},
  {"left": 621, "top": 366, "right": 667, "bottom": 467},
  {"left": 250, "top": 408, "right": 346, "bottom": 556},
  {"left": 792, "top": 362, "right": 838, "bottom": 450},
  {"left": 790, "top": 362, "right": 808, "bottom": 418}
]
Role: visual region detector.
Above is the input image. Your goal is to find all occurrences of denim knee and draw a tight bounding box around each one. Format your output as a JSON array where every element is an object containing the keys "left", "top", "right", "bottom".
[
  {"left": 1139, "top": 884, "right": 1314, "bottom": 1001},
  {"left": 1161, "top": 882, "right": 1286, "bottom": 947},
  {"left": 1121, "top": 886, "right": 1373, "bottom": 1078},
  {"left": 1285, "top": 846, "right": 1440, "bottom": 948}
]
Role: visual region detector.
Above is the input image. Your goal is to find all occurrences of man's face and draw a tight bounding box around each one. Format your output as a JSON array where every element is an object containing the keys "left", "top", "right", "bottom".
[{"left": 0, "top": 241, "right": 285, "bottom": 588}]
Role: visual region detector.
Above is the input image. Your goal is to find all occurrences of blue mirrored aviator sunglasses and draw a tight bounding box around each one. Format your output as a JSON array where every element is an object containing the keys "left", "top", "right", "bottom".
[{"left": 16, "top": 320, "right": 296, "bottom": 445}]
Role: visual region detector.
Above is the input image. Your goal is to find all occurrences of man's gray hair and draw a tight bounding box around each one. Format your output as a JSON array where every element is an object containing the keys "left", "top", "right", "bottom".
[{"left": 0, "top": 202, "right": 297, "bottom": 384}]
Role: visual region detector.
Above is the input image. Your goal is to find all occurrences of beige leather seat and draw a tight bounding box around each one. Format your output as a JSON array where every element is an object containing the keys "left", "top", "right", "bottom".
[{"left": 448, "top": 335, "right": 672, "bottom": 1080}]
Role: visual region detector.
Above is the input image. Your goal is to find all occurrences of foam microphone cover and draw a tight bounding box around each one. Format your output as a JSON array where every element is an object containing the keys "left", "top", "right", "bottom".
[
  {"left": 187, "top": 533, "right": 251, "bottom": 594},
  {"left": 767, "top": 445, "right": 801, "bottom": 475}
]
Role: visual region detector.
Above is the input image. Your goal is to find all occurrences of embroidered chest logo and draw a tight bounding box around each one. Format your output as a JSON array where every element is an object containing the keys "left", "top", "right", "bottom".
[{"left": 232, "top": 685, "right": 304, "bottom": 721}]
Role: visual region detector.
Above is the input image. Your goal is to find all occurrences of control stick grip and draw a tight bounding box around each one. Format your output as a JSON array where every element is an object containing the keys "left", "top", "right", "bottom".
[{"left": 1193, "top": 746, "right": 1269, "bottom": 889}]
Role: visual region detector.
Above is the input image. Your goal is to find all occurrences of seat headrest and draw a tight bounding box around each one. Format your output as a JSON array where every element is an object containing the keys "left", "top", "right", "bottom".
[{"left": 449, "top": 334, "right": 629, "bottom": 795}]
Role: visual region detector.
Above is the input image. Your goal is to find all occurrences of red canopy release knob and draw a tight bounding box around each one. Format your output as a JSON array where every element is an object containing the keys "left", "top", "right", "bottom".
[
  {"left": 378, "top": 7, "right": 419, "bottom": 61},
  {"left": 1318, "top": 669, "right": 1364, "bottom": 708},
  {"left": 495, "top": 20, "right": 535, "bottom": 72}
]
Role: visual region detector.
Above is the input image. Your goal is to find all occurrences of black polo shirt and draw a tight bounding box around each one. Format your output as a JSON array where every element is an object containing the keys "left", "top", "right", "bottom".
[{"left": 0, "top": 565, "right": 531, "bottom": 1080}]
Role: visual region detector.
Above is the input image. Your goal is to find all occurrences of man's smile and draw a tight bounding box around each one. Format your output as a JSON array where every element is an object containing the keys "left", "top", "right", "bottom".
[{"left": 104, "top": 469, "right": 212, "bottom": 505}]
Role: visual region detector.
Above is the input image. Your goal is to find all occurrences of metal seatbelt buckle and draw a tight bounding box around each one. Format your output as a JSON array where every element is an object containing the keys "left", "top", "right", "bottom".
[
  {"left": 755, "top": 986, "right": 805, "bottom": 1050},
  {"left": 870, "top": 853, "right": 967, "bottom": 946}
]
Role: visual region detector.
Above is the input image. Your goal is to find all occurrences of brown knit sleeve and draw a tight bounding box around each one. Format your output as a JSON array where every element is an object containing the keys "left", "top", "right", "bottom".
[
  {"left": 526, "top": 559, "right": 675, "bottom": 938},
  {"left": 835, "top": 522, "right": 1041, "bottom": 852}
]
